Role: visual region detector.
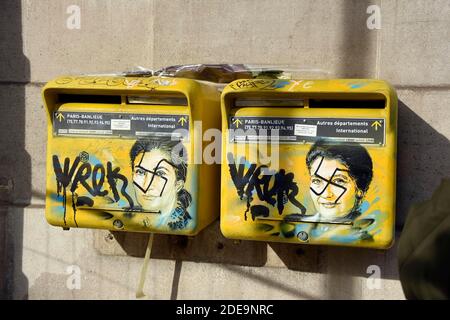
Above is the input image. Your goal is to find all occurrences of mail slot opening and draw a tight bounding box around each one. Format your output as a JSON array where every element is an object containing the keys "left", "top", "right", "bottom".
[
  {"left": 234, "top": 97, "right": 304, "bottom": 107},
  {"left": 256, "top": 216, "right": 354, "bottom": 226},
  {"left": 309, "top": 98, "right": 386, "bottom": 109},
  {"left": 57, "top": 94, "right": 122, "bottom": 104},
  {"left": 127, "top": 94, "right": 188, "bottom": 106}
]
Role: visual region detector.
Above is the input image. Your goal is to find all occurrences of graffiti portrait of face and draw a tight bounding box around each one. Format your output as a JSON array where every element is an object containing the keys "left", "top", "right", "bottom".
[
  {"left": 309, "top": 157, "right": 359, "bottom": 220},
  {"left": 132, "top": 149, "right": 182, "bottom": 215}
]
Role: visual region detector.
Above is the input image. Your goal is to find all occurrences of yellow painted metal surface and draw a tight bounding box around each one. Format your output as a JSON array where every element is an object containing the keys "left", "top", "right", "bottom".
[
  {"left": 43, "top": 76, "right": 221, "bottom": 235},
  {"left": 220, "top": 79, "right": 397, "bottom": 248}
]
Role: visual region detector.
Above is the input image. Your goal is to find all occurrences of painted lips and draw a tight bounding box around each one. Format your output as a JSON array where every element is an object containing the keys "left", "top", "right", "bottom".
[
  {"left": 320, "top": 202, "right": 339, "bottom": 208},
  {"left": 142, "top": 195, "right": 157, "bottom": 201}
]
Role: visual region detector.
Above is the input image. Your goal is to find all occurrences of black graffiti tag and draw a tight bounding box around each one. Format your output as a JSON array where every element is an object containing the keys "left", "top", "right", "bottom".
[
  {"left": 227, "top": 153, "right": 257, "bottom": 201},
  {"left": 227, "top": 153, "right": 306, "bottom": 221},
  {"left": 52, "top": 155, "right": 134, "bottom": 226},
  {"left": 52, "top": 155, "right": 80, "bottom": 225}
]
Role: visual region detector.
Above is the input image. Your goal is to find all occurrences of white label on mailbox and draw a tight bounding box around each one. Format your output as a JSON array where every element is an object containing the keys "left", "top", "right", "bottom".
[
  {"left": 294, "top": 124, "right": 317, "bottom": 137},
  {"left": 229, "top": 116, "right": 385, "bottom": 145},
  {"left": 111, "top": 119, "right": 131, "bottom": 131},
  {"left": 54, "top": 111, "right": 190, "bottom": 140}
]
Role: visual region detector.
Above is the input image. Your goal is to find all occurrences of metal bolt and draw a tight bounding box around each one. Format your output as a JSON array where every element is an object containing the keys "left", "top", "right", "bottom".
[
  {"left": 113, "top": 220, "right": 124, "bottom": 229},
  {"left": 297, "top": 231, "right": 309, "bottom": 242}
]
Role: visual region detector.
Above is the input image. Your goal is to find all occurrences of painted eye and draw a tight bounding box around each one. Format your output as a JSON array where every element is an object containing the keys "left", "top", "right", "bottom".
[
  {"left": 333, "top": 178, "right": 347, "bottom": 186},
  {"left": 311, "top": 178, "right": 323, "bottom": 185},
  {"left": 135, "top": 168, "right": 145, "bottom": 176},
  {"left": 155, "top": 169, "right": 166, "bottom": 177}
]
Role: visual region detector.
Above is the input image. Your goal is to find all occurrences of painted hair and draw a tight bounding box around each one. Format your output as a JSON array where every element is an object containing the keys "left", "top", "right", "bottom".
[
  {"left": 130, "top": 137, "right": 192, "bottom": 227},
  {"left": 306, "top": 139, "right": 373, "bottom": 195}
]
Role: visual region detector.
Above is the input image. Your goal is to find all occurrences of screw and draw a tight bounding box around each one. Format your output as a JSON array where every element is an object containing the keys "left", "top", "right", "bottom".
[
  {"left": 297, "top": 231, "right": 309, "bottom": 242},
  {"left": 113, "top": 220, "right": 124, "bottom": 229}
]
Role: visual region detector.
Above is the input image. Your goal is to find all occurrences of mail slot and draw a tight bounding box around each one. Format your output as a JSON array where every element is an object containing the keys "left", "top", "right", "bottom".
[
  {"left": 43, "top": 76, "right": 221, "bottom": 235},
  {"left": 220, "top": 79, "right": 397, "bottom": 248}
]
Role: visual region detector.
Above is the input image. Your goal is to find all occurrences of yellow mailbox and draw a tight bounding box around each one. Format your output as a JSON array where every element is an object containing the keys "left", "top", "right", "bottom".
[
  {"left": 43, "top": 75, "right": 220, "bottom": 235},
  {"left": 220, "top": 79, "right": 397, "bottom": 248}
]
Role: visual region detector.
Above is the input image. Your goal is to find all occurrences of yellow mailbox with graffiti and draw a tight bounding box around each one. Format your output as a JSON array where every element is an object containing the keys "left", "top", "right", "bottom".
[
  {"left": 43, "top": 75, "right": 220, "bottom": 235},
  {"left": 221, "top": 79, "right": 397, "bottom": 248}
]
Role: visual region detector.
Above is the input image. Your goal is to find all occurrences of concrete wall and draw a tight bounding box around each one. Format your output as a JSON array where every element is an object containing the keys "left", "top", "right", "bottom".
[{"left": 1, "top": 0, "right": 449, "bottom": 299}]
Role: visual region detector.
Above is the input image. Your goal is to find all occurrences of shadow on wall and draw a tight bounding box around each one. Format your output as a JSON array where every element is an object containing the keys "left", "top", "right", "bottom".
[
  {"left": 106, "top": 220, "right": 267, "bottom": 267},
  {"left": 396, "top": 99, "right": 450, "bottom": 227},
  {"left": 0, "top": 1, "right": 30, "bottom": 299},
  {"left": 338, "top": 0, "right": 375, "bottom": 78}
]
